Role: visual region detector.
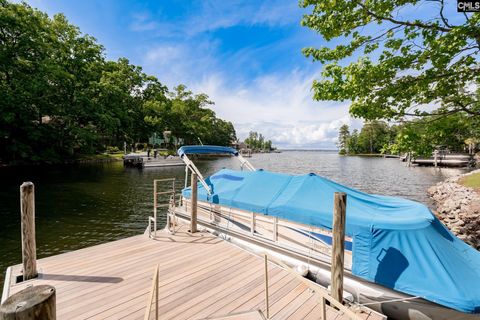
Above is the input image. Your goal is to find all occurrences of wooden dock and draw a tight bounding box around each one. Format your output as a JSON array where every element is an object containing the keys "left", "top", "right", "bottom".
[{"left": 2, "top": 226, "right": 383, "bottom": 319}]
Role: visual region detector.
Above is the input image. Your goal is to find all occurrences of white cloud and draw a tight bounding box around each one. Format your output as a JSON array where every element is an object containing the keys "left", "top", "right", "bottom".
[
  {"left": 130, "top": 13, "right": 159, "bottom": 31},
  {"left": 190, "top": 71, "right": 362, "bottom": 149},
  {"left": 132, "top": 1, "right": 357, "bottom": 149},
  {"left": 145, "top": 45, "right": 183, "bottom": 64},
  {"left": 141, "top": 40, "right": 220, "bottom": 86},
  {"left": 143, "top": 47, "right": 359, "bottom": 149}
]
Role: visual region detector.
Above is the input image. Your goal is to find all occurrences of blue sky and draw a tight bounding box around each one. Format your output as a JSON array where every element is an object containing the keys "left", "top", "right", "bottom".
[{"left": 24, "top": 0, "right": 361, "bottom": 149}]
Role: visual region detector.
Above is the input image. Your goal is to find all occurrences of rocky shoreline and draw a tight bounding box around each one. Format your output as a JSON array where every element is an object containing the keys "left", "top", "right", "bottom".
[{"left": 428, "top": 169, "right": 480, "bottom": 249}]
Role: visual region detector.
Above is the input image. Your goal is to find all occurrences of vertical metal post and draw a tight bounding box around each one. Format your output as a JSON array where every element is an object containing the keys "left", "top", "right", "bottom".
[
  {"left": 331, "top": 192, "right": 347, "bottom": 303},
  {"left": 184, "top": 165, "right": 189, "bottom": 188},
  {"left": 272, "top": 217, "right": 278, "bottom": 242},
  {"left": 251, "top": 212, "right": 256, "bottom": 236},
  {"left": 172, "top": 180, "right": 176, "bottom": 207},
  {"left": 20, "top": 182, "right": 37, "bottom": 281},
  {"left": 153, "top": 180, "right": 157, "bottom": 237}
]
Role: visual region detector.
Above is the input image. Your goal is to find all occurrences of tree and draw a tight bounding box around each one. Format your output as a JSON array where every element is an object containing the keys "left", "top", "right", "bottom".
[
  {"left": 389, "top": 110, "right": 480, "bottom": 156},
  {"left": 301, "top": 0, "right": 480, "bottom": 120},
  {"left": 347, "top": 129, "right": 360, "bottom": 154},
  {"left": 357, "top": 121, "right": 389, "bottom": 153},
  {"left": 0, "top": 1, "right": 236, "bottom": 163},
  {"left": 337, "top": 124, "right": 350, "bottom": 154},
  {"left": 244, "top": 131, "right": 274, "bottom": 151}
]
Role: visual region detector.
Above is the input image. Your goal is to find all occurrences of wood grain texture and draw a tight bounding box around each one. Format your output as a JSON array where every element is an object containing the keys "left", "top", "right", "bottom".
[
  {"left": 20, "top": 182, "right": 37, "bottom": 281},
  {"left": 0, "top": 285, "right": 55, "bottom": 320},
  {"left": 331, "top": 192, "right": 347, "bottom": 303},
  {"left": 4, "top": 224, "right": 383, "bottom": 319}
]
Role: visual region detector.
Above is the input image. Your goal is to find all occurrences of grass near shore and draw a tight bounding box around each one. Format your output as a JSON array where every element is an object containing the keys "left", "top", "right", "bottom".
[{"left": 459, "top": 172, "right": 480, "bottom": 190}]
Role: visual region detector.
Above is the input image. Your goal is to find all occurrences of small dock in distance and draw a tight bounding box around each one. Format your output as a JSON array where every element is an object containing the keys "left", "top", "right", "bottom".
[{"left": 3, "top": 225, "right": 384, "bottom": 320}]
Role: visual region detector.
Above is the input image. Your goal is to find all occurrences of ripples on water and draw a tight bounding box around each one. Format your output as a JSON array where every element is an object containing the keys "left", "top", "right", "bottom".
[{"left": 0, "top": 151, "right": 470, "bottom": 285}]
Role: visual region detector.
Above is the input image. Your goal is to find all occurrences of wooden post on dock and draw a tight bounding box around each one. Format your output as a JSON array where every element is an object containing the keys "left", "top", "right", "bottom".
[
  {"left": 190, "top": 172, "right": 198, "bottom": 233},
  {"left": 20, "top": 182, "right": 37, "bottom": 281},
  {"left": 331, "top": 192, "right": 346, "bottom": 303},
  {"left": 0, "top": 285, "right": 56, "bottom": 320}
]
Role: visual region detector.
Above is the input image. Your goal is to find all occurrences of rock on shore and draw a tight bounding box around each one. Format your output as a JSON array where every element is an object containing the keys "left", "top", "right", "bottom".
[{"left": 428, "top": 169, "right": 480, "bottom": 250}]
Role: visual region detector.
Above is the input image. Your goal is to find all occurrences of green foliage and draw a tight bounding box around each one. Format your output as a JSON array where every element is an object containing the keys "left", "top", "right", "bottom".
[
  {"left": 343, "top": 112, "right": 480, "bottom": 156},
  {"left": 244, "top": 131, "right": 274, "bottom": 151},
  {"left": 337, "top": 124, "right": 350, "bottom": 154},
  {"left": 0, "top": 1, "right": 235, "bottom": 164},
  {"left": 339, "top": 121, "right": 394, "bottom": 154},
  {"left": 106, "top": 146, "right": 120, "bottom": 154},
  {"left": 388, "top": 110, "right": 480, "bottom": 156},
  {"left": 357, "top": 121, "right": 393, "bottom": 154},
  {"left": 347, "top": 129, "right": 360, "bottom": 154},
  {"left": 301, "top": 0, "right": 480, "bottom": 120}
]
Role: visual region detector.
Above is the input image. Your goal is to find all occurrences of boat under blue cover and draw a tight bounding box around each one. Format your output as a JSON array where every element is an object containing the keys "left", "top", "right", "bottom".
[{"left": 182, "top": 168, "right": 480, "bottom": 314}]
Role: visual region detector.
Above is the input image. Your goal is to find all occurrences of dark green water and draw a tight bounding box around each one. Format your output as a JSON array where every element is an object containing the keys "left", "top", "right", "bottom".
[{"left": 0, "top": 152, "right": 469, "bottom": 288}]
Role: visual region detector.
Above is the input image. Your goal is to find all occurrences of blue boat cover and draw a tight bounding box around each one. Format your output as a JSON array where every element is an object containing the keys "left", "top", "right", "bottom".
[
  {"left": 178, "top": 145, "right": 238, "bottom": 157},
  {"left": 182, "top": 168, "right": 480, "bottom": 313}
]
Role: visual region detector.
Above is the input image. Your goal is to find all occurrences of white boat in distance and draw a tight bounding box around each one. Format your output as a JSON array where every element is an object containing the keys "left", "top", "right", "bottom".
[{"left": 163, "top": 145, "right": 480, "bottom": 320}]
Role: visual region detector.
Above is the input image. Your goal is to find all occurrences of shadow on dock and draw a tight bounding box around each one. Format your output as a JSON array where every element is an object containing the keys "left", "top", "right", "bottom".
[{"left": 40, "top": 274, "right": 123, "bottom": 283}]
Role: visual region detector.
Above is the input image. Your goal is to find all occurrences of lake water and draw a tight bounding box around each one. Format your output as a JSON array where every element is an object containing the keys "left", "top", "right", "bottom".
[{"left": 0, "top": 151, "right": 470, "bottom": 286}]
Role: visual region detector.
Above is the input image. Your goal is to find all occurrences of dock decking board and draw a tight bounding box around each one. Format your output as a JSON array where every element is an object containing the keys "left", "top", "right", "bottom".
[{"left": 5, "top": 227, "right": 382, "bottom": 319}]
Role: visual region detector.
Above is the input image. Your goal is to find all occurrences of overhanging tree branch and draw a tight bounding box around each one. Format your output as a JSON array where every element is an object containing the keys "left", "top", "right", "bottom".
[{"left": 356, "top": 1, "right": 452, "bottom": 32}]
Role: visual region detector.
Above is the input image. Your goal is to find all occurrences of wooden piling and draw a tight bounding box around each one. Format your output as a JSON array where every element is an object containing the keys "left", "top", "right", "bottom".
[
  {"left": 20, "top": 182, "right": 37, "bottom": 281},
  {"left": 0, "top": 285, "right": 56, "bottom": 320},
  {"left": 190, "top": 172, "right": 198, "bottom": 233},
  {"left": 331, "top": 192, "right": 346, "bottom": 303}
]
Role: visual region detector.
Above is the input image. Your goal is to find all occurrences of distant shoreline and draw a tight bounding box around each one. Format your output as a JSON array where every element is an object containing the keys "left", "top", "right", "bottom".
[{"left": 278, "top": 149, "right": 338, "bottom": 152}]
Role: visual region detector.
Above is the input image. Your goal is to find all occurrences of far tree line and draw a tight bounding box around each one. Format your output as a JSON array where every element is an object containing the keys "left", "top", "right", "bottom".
[
  {"left": 243, "top": 131, "right": 274, "bottom": 152},
  {"left": 0, "top": 1, "right": 236, "bottom": 164},
  {"left": 337, "top": 111, "right": 480, "bottom": 156}
]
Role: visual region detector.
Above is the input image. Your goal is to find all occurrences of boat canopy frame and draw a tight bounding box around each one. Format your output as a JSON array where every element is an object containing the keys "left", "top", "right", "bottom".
[{"left": 177, "top": 145, "right": 255, "bottom": 195}]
